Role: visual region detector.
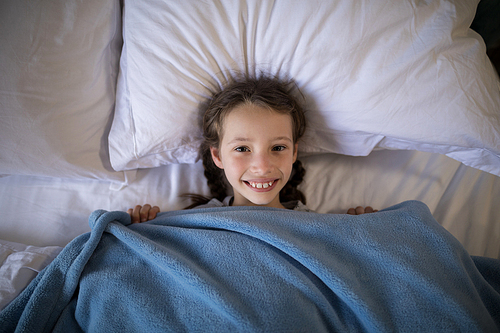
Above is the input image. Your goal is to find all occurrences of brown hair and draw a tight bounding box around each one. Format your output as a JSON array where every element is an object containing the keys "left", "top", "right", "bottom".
[{"left": 185, "top": 75, "right": 307, "bottom": 208}]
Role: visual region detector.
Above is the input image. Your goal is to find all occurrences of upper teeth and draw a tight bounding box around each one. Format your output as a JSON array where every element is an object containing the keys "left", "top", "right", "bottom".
[{"left": 250, "top": 181, "right": 274, "bottom": 188}]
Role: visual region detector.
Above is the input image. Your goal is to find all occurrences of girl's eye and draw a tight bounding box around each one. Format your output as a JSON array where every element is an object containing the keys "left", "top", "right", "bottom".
[
  {"left": 272, "top": 145, "right": 286, "bottom": 152},
  {"left": 235, "top": 146, "right": 250, "bottom": 152}
]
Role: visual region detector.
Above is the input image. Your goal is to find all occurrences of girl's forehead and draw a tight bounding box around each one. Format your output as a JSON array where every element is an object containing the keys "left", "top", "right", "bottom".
[
  {"left": 226, "top": 103, "right": 291, "bottom": 122},
  {"left": 221, "top": 104, "right": 294, "bottom": 140}
]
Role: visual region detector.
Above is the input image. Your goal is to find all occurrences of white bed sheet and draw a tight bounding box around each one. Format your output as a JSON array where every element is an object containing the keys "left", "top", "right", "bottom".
[{"left": 0, "top": 150, "right": 498, "bottom": 259}]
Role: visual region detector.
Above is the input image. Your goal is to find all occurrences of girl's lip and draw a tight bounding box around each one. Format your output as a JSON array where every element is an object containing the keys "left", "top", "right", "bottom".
[
  {"left": 243, "top": 179, "right": 279, "bottom": 192},
  {"left": 245, "top": 178, "right": 276, "bottom": 183}
]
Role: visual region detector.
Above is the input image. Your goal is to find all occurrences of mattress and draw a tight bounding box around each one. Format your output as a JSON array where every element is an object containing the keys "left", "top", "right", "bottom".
[{"left": 1, "top": 150, "right": 498, "bottom": 259}]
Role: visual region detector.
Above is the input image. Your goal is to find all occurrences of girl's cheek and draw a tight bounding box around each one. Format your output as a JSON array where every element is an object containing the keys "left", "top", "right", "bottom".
[
  {"left": 225, "top": 158, "right": 245, "bottom": 174},
  {"left": 230, "top": 154, "right": 249, "bottom": 165}
]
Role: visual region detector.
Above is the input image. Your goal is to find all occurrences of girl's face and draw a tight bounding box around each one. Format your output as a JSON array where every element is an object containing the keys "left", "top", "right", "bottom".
[{"left": 210, "top": 103, "right": 298, "bottom": 209}]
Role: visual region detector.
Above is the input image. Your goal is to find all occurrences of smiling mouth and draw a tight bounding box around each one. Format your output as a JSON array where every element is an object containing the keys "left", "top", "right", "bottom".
[{"left": 244, "top": 179, "right": 278, "bottom": 191}]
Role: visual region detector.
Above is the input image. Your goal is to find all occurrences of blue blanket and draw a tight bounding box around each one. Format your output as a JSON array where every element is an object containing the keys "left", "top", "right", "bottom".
[{"left": 1, "top": 201, "right": 499, "bottom": 332}]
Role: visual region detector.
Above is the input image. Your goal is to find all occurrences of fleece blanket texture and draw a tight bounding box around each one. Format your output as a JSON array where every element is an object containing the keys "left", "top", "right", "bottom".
[{"left": 0, "top": 201, "right": 499, "bottom": 332}]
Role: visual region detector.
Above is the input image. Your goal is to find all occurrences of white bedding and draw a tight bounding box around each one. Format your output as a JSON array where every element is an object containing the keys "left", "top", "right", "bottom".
[
  {"left": 0, "top": 240, "right": 62, "bottom": 310},
  {"left": 1, "top": 0, "right": 499, "bottom": 314}
]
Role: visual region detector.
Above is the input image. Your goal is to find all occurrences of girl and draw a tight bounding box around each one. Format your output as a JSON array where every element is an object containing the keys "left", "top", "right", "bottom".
[{"left": 128, "top": 76, "right": 376, "bottom": 223}]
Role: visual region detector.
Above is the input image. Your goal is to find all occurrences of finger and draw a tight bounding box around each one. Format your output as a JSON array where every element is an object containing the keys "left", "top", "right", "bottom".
[
  {"left": 131, "top": 205, "right": 142, "bottom": 223},
  {"left": 127, "top": 208, "right": 135, "bottom": 223},
  {"left": 347, "top": 208, "right": 356, "bottom": 215},
  {"left": 140, "top": 204, "right": 152, "bottom": 222},
  {"left": 355, "top": 206, "right": 365, "bottom": 215},
  {"left": 365, "top": 206, "right": 374, "bottom": 213},
  {"left": 148, "top": 206, "right": 160, "bottom": 221}
]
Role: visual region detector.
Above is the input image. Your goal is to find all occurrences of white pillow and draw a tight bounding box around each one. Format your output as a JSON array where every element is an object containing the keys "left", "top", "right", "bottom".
[
  {"left": 109, "top": 0, "right": 500, "bottom": 176},
  {"left": 0, "top": 240, "right": 62, "bottom": 310},
  {"left": 0, "top": 0, "right": 133, "bottom": 185}
]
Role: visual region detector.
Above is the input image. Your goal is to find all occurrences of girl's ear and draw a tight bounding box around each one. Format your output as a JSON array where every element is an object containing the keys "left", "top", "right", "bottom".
[
  {"left": 293, "top": 143, "right": 298, "bottom": 163},
  {"left": 210, "top": 147, "right": 224, "bottom": 169}
]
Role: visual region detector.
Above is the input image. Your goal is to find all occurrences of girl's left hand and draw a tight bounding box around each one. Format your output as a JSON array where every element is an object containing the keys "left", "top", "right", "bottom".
[
  {"left": 127, "top": 204, "right": 160, "bottom": 223},
  {"left": 347, "top": 206, "right": 378, "bottom": 215}
]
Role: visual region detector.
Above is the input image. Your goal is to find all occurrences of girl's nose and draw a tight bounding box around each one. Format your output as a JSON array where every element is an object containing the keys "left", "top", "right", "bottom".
[{"left": 250, "top": 152, "right": 273, "bottom": 174}]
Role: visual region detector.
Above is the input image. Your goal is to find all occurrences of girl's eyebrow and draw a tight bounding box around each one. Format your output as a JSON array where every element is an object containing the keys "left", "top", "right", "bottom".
[
  {"left": 273, "top": 136, "right": 293, "bottom": 143},
  {"left": 227, "top": 136, "right": 292, "bottom": 145},
  {"left": 227, "top": 137, "right": 250, "bottom": 145}
]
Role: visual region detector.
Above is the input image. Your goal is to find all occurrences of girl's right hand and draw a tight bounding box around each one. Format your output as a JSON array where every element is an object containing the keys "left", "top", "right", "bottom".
[{"left": 127, "top": 204, "right": 160, "bottom": 223}]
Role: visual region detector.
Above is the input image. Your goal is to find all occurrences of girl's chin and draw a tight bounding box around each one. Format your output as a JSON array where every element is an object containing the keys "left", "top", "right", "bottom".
[{"left": 234, "top": 191, "right": 283, "bottom": 208}]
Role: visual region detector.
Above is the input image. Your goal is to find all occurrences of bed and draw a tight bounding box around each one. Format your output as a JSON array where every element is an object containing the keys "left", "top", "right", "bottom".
[{"left": 1, "top": 0, "right": 499, "bottom": 330}]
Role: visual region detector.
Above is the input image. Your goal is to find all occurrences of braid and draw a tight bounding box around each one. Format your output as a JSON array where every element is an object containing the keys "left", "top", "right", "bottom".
[
  {"left": 182, "top": 145, "right": 228, "bottom": 209},
  {"left": 279, "top": 159, "right": 306, "bottom": 205},
  {"left": 201, "top": 145, "right": 228, "bottom": 202}
]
